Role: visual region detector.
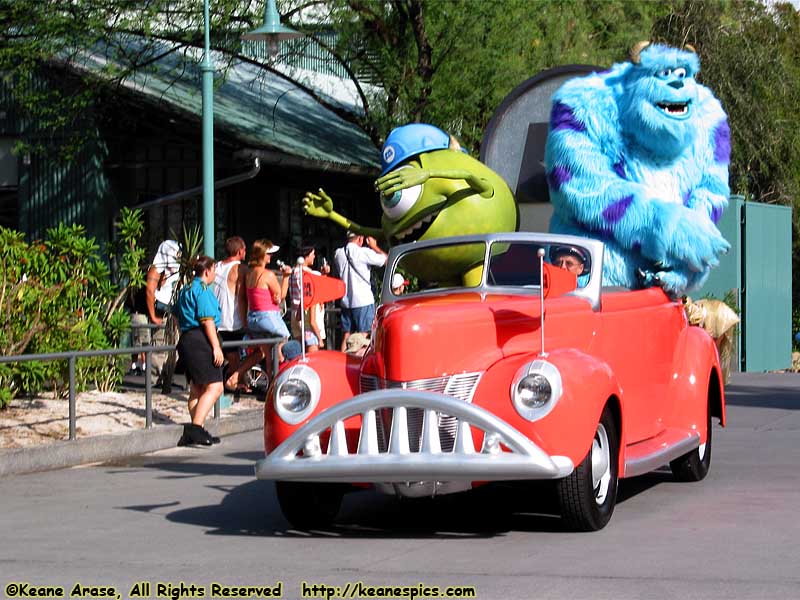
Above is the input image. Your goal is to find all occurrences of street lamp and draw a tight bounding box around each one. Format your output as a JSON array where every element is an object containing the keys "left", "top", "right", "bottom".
[
  {"left": 242, "top": 0, "right": 304, "bottom": 55},
  {"left": 201, "top": 0, "right": 302, "bottom": 260}
]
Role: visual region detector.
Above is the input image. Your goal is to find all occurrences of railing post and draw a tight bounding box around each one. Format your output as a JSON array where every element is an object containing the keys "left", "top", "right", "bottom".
[
  {"left": 145, "top": 349, "right": 152, "bottom": 429},
  {"left": 68, "top": 356, "right": 76, "bottom": 441}
]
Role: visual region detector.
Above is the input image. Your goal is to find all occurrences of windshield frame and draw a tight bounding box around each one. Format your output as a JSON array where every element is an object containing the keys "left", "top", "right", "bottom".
[{"left": 381, "top": 232, "right": 605, "bottom": 311}]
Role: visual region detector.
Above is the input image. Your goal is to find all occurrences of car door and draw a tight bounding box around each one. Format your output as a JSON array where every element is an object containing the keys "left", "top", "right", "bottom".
[{"left": 595, "top": 288, "right": 684, "bottom": 443}]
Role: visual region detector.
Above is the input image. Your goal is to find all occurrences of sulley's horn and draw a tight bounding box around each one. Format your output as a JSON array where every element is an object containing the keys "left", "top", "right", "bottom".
[
  {"left": 629, "top": 41, "right": 651, "bottom": 64},
  {"left": 683, "top": 43, "right": 697, "bottom": 53}
]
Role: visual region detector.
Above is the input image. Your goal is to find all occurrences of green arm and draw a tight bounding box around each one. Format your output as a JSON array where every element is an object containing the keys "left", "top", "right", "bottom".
[
  {"left": 302, "top": 188, "right": 384, "bottom": 240},
  {"left": 376, "top": 167, "right": 494, "bottom": 199}
]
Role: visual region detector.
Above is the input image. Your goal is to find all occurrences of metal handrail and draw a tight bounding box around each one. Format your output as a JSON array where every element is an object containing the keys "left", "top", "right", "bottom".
[{"left": 0, "top": 336, "right": 282, "bottom": 441}]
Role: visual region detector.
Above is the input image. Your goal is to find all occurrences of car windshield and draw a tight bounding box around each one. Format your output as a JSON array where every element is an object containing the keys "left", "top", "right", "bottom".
[{"left": 391, "top": 238, "right": 592, "bottom": 295}]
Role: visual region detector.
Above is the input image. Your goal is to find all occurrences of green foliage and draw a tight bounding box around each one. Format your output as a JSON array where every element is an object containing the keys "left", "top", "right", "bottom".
[
  {"left": 651, "top": 0, "right": 800, "bottom": 309},
  {"left": 0, "top": 210, "right": 146, "bottom": 406},
  {"left": 324, "top": 0, "right": 669, "bottom": 149}
]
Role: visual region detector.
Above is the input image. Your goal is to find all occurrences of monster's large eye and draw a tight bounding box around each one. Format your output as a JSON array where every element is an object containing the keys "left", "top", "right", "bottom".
[
  {"left": 673, "top": 67, "right": 687, "bottom": 79},
  {"left": 656, "top": 68, "right": 672, "bottom": 79},
  {"left": 380, "top": 169, "right": 422, "bottom": 220}
]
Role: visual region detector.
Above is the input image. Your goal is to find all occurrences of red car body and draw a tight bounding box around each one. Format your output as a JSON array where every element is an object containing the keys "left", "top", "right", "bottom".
[{"left": 256, "top": 233, "right": 725, "bottom": 531}]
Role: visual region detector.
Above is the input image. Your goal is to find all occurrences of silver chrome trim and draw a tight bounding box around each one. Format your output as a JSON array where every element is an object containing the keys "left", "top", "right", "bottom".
[
  {"left": 381, "top": 232, "right": 605, "bottom": 311},
  {"left": 623, "top": 432, "right": 700, "bottom": 477},
  {"left": 255, "top": 390, "right": 574, "bottom": 483},
  {"left": 510, "top": 360, "right": 563, "bottom": 421},
  {"left": 360, "top": 372, "right": 482, "bottom": 403},
  {"left": 273, "top": 364, "right": 321, "bottom": 425}
]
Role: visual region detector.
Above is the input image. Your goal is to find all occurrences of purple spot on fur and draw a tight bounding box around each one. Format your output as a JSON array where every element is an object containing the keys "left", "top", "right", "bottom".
[
  {"left": 632, "top": 241, "right": 642, "bottom": 252},
  {"left": 586, "top": 224, "right": 615, "bottom": 242},
  {"left": 711, "top": 205, "right": 723, "bottom": 224},
  {"left": 550, "top": 102, "right": 586, "bottom": 133},
  {"left": 683, "top": 189, "right": 692, "bottom": 207},
  {"left": 714, "top": 120, "right": 731, "bottom": 163},
  {"left": 612, "top": 160, "right": 626, "bottom": 179},
  {"left": 547, "top": 166, "right": 572, "bottom": 191},
  {"left": 602, "top": 195, "right": 633, "bottom": 224}
]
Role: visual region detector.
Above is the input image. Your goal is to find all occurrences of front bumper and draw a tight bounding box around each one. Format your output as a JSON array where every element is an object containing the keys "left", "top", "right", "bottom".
[{"left": 255, "top": 391, "right": 573, "bottom": 483}]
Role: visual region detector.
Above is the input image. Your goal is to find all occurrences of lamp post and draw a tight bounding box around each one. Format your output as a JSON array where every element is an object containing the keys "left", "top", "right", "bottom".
[
  {"left": 201, "top": 0, "right": 214, "bottom": 259},
  {"left": 201, "top": 0, "right": 301, "bottom": 259}
]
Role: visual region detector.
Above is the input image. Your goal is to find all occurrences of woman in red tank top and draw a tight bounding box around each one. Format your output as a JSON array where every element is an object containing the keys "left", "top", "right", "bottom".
[{"left": 226, "top": 239, "right": 292, "bottom": 389}]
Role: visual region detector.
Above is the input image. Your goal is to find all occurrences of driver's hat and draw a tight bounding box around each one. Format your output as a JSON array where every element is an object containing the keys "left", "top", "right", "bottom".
[{"left": 549, "top": 244, "right": 588, "bottom": 264}]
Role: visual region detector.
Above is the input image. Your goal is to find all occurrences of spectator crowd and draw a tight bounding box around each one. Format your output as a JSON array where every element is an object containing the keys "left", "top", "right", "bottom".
[{"left": 131, "top": 232, "right": 388, "bottom": 447}]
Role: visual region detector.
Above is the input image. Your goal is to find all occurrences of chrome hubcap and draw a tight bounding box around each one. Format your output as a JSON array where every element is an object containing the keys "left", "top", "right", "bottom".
[{"left": 591, "top": 423, "right": 611, "bottom": 505}]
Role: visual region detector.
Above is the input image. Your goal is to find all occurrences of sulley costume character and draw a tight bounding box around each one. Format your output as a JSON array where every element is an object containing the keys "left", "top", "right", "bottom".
[{"left": 544, "top": 42, "right": 731, "bottom": 297}]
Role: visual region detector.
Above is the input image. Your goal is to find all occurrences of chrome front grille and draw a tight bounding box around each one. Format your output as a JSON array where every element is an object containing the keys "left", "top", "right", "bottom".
[{"left": 359, "top": 372, "right": 482, "bottom": 452}]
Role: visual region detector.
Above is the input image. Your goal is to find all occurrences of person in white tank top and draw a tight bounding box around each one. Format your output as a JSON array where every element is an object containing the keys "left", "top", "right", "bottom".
[{"left": 213, "top": 236, "right": 248, "bottom": 383}]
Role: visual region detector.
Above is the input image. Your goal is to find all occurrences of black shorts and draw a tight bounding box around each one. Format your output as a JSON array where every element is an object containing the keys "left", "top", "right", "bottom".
[
  {"left": 219, "top": 329, "right": 246, "bottom": 342},
  {"left": 177, "top": 328, "right": 223, "bottom": 386}
]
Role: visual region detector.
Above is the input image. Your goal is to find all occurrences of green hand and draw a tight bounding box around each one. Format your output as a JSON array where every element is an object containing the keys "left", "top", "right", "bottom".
[
  {"left": 376, "top": 167, "right": 430, "bottom": 196},
  {"left": 303, "top": 188, "right": 334, "bottom": 219}
]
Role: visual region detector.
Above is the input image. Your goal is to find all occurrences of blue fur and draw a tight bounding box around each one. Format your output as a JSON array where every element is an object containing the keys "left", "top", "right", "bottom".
[{"left": 544, "top": 44, "right": 730, "bottom": 296}]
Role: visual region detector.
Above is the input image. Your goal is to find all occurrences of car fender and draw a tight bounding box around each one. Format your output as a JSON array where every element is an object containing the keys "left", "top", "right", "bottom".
[
  {"left": 667, "top": 323, "right": 726, "bottom": 431},
  {"left": 265, "top": 351, "right": 361, "bottom": 452},
  {"left": 472, "top": 348, "right": 623, "bottom": 468}
]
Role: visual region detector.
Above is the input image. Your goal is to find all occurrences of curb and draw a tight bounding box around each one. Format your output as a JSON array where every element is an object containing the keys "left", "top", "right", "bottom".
[{"left": 0, "top": 409, "right": 263, "bottom": 478}]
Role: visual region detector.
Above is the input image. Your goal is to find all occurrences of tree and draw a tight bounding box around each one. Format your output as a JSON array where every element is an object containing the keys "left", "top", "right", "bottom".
[
  {"left": 651, "top": 0, "right": 800, "bottom": 306},
  {"left": 1, "top": 0, "right": 668, "bottom": 155},
  {"left": 317, "top": 0, "right": 669, "bottom": 149}
]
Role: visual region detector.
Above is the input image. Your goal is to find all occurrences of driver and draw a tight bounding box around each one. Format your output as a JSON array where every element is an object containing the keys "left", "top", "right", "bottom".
[{"left": 549, "top": 245, "right": 588, "bottom": 276}]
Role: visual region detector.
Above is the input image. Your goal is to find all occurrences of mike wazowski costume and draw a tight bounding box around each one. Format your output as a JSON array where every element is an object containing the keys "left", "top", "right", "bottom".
[
  {"left": 303, "top": 124, "right": 517, "bottom": 286},
  {"left": 544, "top": 43, "right": 731, "bottom": 297}
]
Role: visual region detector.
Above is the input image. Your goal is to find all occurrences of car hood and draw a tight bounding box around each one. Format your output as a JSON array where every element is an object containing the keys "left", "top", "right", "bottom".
[{"left": 368, "top": 292, "right": 595, "bottom": 382}]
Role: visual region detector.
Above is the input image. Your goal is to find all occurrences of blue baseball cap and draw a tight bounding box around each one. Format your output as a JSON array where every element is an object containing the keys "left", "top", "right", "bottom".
[{"left": 380, "top": 123, "right": 450, "bottom": 175}]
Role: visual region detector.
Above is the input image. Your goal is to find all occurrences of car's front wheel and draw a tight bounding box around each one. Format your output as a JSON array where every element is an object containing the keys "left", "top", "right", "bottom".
[
  {"left": 670, "top": 398, "right": 712, "bottom": 482},
  {"left": 275, "top": 481, "right": 345, "bottom": 530},
  {"left": 557, "top": 405, "right": 619, "bottom": 531}
]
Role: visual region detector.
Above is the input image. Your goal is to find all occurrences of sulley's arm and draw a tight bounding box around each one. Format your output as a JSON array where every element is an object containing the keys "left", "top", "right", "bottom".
[{"left": 686, "top": 94, "right": 731, "bottom": 227}]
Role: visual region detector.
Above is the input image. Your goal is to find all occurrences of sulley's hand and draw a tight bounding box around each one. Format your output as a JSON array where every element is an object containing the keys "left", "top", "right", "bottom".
[
  {"left": 303, "top": 188, "right": 335, "bottom": 219},
  {"left": 642, "top": 203, "right": 730, "bottom": 274},
  {"left": 376, "top": 166, "right": 430, "bottom": 196}
]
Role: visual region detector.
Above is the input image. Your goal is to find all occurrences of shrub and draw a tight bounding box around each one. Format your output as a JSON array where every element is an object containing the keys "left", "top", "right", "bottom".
[{"left": 0, "top": 208, "right": 145, "bottom": 406}]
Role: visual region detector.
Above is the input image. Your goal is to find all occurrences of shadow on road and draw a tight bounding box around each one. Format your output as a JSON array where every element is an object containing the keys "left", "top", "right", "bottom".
[
  {"left": 133, "top": 471, "right": 675, "bottom": 538},
  {"left": 725, "top": 382, "right": 800, "bottom": 410}
]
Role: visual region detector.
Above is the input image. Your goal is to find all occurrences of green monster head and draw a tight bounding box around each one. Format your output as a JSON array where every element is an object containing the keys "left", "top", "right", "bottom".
[{"left": 378, "top": 148, "right": 518, "bottom": 283}]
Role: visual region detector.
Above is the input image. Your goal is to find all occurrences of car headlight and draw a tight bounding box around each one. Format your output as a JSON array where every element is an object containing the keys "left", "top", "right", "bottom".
[
  {"left": 510, "top": 360, "right": 562, "bottom": 421},
  {"left": 273, "top": 364, "right": 321, "bottom": 425}
]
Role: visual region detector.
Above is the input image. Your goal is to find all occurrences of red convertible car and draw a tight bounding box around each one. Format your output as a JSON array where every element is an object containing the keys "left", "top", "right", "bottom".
[{"left": 255, "top": 233, "right": 725, "bottom": 531}]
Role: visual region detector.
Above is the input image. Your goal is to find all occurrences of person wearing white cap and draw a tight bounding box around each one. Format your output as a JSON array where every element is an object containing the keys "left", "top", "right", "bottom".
[
  {"left": 391, "top": 273, "right": 409, "bottom": 295},
  {"left": 142, "top": 239, "right": 181, "bottom": 377}
]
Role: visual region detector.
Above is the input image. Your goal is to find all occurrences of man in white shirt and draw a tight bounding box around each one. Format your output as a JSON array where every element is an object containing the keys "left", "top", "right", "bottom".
[
  {"left": 213, "top": 236, "right": 248, "bottom": 384},
  {"left": 333, "top": 232, "right": 387, "bottom": 351}
]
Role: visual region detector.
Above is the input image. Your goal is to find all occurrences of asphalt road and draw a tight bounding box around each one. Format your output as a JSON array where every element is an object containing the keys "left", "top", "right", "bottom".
[{"left": 1, "top": 372, "right": 799, "bottom": 600}]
